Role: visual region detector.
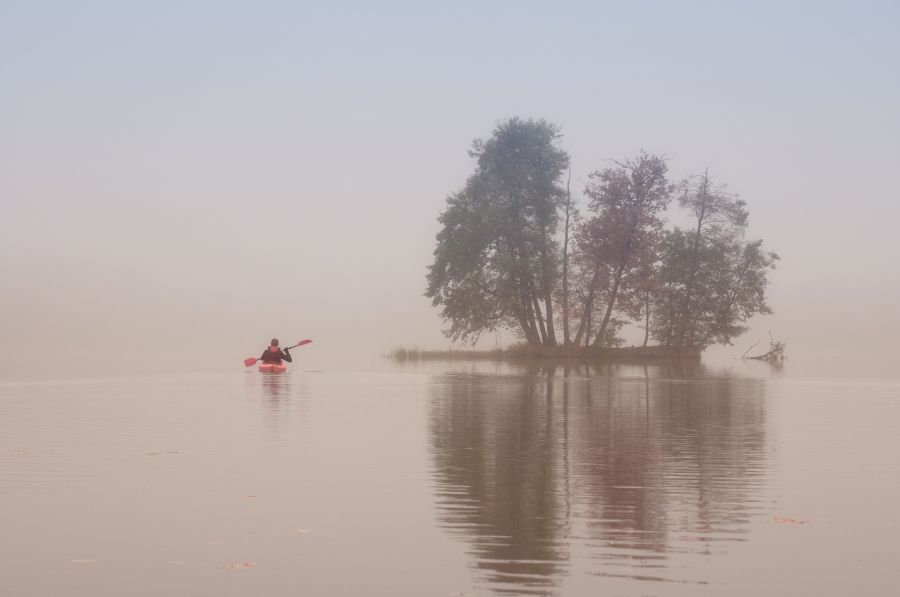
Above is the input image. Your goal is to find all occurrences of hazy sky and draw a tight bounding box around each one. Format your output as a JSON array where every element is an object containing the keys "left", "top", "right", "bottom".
[{"left": 2, "top": 1, "right": 899, "bottom": 379}]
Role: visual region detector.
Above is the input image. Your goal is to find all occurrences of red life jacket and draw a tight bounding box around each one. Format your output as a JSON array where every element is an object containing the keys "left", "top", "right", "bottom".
[{"left": 261, "top": 346, "right": 283, "bottom": 364}]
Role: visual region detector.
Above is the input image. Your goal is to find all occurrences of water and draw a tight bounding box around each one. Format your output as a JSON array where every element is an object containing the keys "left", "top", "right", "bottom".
[{"left": 2, "top": 357, "right": 899, "bottom": 596}]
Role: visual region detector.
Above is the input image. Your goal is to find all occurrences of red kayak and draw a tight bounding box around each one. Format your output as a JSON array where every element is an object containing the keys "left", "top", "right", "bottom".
[
  {"left": 243, "top": 339, "right": 312, "bottom": 372},
  {"left": 258, "top": 363, "right": 287, "bottom": 373}
]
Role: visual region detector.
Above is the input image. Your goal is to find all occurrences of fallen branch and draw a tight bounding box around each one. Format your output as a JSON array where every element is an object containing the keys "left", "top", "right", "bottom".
[
  {"left": 748, "top": 332, "right": 785, "bottom": 362},
  {"left": 741, "top": 339, "right": 761, "bottom": 359}
]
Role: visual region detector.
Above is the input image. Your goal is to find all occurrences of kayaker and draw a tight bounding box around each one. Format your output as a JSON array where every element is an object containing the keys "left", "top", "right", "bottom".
[{"left": 259, "top": 338, "right": 293, "bottom": 366}]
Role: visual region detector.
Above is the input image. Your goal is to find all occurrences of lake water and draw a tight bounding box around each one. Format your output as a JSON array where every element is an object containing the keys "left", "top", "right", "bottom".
[{"left": 2, "top": 356, "right": 899, "bottom": 596}]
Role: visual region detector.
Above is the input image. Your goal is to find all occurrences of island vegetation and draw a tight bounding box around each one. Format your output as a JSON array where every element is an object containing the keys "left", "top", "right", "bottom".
[{"left": 423, "top": 117, "right": 779, "bottom": 359}]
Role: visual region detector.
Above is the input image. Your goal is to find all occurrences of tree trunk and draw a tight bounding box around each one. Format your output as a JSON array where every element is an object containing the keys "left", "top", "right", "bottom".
[
  {"left": 561, "top": 170, "right": 572, "bottom": 345},
  {"left": 543, "top": 289, "right": 557, "bottom": 346},
  {"left": 592, "top": 262, "right": 626, "bottom": 348},
  {"left": 516, "top": 308, "right": 537, "bottom": 345},
  {"left": 530, "top": 288, "right": 549, "bottom": 345},
  {"left": 519, "top": 283, "right": 540, "bottom": 344},
  {"left": 642, "top": 291, "right": 651, "bottom": 348},
  {"left": 584, "top": 307, "right": 592, "bottom": 347},
  {"left": 572, "top": 267, "right": 600, "bottom": 346},
  {"left": 540, "top": 230, "right": 557, "bottom": 347}
]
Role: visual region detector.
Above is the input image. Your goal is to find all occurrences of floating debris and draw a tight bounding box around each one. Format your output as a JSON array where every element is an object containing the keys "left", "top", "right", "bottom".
[
  {"left": 222, "top": 562, "right": 256, "bottom": 570},
  {"left": 773, "top": 517, "right": 809, "bottom": 525},
  {"left": 296, "top": 529, "right": 311, "bottom": 534}
]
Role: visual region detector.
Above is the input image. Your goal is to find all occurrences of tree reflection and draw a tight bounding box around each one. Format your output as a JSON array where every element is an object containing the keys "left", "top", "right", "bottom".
[
  {"left": 430, "top": 370, "right": 569, "bottom": 593},
  {"left": 429, "top": 362, "right": 768, "bottom": 593}
]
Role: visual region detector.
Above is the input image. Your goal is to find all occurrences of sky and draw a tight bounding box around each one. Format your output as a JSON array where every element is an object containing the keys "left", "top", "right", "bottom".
[{"left": 2, "top": 1, "right": 899, "bottom": 380}]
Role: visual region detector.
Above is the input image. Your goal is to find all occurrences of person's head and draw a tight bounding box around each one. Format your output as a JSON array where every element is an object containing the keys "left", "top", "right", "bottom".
[{"left": 270, "top": 338, "right": 279, "bottom": 347}]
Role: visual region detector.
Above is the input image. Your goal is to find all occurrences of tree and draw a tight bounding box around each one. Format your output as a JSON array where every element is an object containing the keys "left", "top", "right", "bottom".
[
  {"left": 573, "top": 152, "right": 672, "bottom": 348},
  {"left": 426, "top": 118, "right": 570, "bottom": 345},
  {"left": 651, "top": 173, "right": 779, "bottom": 350},
  {"left": 427, "top": 127, "right": 779, "bottom": 355}
]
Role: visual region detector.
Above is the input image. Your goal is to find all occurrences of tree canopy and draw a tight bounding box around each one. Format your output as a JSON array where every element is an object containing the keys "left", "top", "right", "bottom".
[{"left": 426, "top": 118, "right": 569, "bottom": 345}]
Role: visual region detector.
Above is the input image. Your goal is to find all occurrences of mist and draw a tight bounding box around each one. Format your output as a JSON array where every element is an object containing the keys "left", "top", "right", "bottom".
[{"left": 2, "top": 1, "right": 899, "bottom": 381}]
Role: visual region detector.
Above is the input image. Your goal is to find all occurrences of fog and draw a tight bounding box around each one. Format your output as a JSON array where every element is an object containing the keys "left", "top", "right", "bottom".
[{"left": 2, "top": 2, "right": 899, "bottom": 381}]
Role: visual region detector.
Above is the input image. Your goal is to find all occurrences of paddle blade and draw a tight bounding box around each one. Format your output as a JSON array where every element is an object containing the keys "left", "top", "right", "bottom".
[
  {"left": 295, "top": 339, "right": 313, "bottom": 347},
  {"left": 243, "top": 357, "right": 258, "bottom": 367}
]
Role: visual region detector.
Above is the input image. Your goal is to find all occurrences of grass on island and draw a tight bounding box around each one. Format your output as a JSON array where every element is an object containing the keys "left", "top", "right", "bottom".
[
  {"left": 387, "top": 346, "right": 507, "bottom": 361},
  {"left": 387, "top": 344, "right": 700, "bottom": 362}
]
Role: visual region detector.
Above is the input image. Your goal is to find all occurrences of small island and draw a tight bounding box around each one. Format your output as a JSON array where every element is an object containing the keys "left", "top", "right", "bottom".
[{"left": 422, "top": 117, "right": 779, "bottom": 361}]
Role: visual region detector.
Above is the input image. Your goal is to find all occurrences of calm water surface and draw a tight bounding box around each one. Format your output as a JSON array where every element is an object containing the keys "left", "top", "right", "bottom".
[{"left": 2, "top": 358, "right": 899, "bottom": 596}]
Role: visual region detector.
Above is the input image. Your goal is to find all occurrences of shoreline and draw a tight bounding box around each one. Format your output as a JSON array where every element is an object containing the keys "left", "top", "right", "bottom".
[{"left": 387, "top": 345, "right": 702, "bottom": 362}]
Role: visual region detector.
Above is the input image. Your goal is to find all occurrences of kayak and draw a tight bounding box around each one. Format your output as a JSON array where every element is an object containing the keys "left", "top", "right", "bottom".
[{"left": 258, "top": 363, "right": 287, "bottom": 373}]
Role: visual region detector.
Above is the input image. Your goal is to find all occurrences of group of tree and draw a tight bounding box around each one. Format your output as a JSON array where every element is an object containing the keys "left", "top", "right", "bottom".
[{"left": 426, "top": 117, "right": 779, "bottom": 352}]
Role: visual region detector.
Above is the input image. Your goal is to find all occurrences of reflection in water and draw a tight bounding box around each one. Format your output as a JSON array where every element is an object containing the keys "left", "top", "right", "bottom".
[
  {"left": 429, "top": 363, "right": 770, "bottom": 594},
  {"left": 246, "top": 372, "right": 308, "bottom": 435}
]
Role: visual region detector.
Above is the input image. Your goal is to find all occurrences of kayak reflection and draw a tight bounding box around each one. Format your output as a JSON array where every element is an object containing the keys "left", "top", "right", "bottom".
[{"left": 253, "top": 372, "right": 308, "bottom": 435}]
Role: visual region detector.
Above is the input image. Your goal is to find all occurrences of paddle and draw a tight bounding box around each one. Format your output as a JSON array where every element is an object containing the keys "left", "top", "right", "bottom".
[{"left": 243, "top": 339, "right": 312, "bottom": 367}]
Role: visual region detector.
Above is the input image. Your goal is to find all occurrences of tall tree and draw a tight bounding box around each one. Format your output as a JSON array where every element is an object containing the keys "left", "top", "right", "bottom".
[
  {"left": 573, "top": 152, "right": 672, "bottom": 348},
  {"left": 426, "top": 118, "right": 570, "bottom": 345}
]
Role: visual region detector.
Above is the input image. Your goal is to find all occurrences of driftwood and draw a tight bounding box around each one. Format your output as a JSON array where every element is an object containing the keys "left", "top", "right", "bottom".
[
  {"left": 741, "top": 339, "right": 760, "bottom": 359},
  {"left": 744, "top": 332, "right": 786, "bottom": 362}
]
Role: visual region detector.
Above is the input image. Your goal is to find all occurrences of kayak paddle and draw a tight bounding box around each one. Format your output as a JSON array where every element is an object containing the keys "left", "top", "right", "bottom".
[{"left": 243, "top": 339, "right": 312, "bottom": 367}]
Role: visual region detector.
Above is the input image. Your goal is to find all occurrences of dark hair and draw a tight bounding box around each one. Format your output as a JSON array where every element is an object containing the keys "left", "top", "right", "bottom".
[{"left": 270, "top": 338, "right": 279, "bottom": 346}]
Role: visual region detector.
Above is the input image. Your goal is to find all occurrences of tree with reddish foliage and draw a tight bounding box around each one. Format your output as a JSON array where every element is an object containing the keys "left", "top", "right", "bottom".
[{"left": 572, "top": 152, "right": 673, "bottom": 348}]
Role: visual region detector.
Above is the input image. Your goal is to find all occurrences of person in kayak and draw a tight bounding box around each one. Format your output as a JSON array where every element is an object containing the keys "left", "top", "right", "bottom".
[{"left": 259, "top": 338, "right": 293, "bottom": 366}]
